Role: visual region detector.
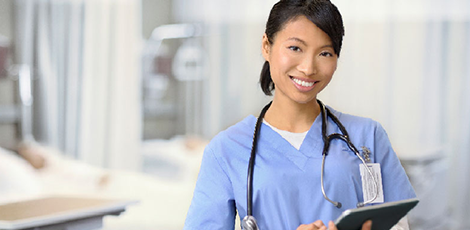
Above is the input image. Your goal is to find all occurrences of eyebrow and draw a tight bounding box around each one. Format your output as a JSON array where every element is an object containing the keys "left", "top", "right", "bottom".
[
  {"left": 287, "top": 37, "right": 333, "bottom": 49},
  {"left": 287, "top": 37, "right": 307, "bottom": 46}
]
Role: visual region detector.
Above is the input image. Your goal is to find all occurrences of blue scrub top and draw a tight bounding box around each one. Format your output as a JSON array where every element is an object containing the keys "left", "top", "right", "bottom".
[{"left": 184, "top": 106, "right": 416, "bottom": 230}]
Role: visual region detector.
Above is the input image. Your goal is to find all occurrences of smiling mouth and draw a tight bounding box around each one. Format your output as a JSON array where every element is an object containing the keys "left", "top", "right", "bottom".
[{"left": 290, "top": 76, "right": 318, "bottom": 87}]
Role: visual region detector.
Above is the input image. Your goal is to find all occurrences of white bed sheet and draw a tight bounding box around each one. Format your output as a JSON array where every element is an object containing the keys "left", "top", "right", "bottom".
[{"left": 0, "top": 139, "right": 204, "bottom": 230}]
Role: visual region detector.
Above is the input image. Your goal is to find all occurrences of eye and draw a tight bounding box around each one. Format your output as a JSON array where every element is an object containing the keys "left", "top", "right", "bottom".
[
  {"left": 288, "top": 46, "right": 301, "bottom": 52},
  {"left": 320, "top": 51, "right": 334, "bottom": 57}
]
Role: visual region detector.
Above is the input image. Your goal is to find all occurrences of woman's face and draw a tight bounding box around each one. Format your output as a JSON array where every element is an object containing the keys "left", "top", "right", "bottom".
[{"left": 262, "top": 15, "right": 338, "bottom": 105}]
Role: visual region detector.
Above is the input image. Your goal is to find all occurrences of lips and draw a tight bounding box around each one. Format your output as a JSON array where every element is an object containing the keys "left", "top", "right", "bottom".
[{"left": 290, "top": 76, "right": 318, "bottom": 91}]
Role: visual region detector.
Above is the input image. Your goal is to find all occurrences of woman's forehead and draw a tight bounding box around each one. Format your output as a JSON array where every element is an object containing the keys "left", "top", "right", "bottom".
[{"left": 275, "top": 16, "right": 332, "bottom": 45}]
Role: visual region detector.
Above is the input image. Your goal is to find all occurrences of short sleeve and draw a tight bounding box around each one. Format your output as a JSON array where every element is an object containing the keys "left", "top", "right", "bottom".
[
  {"left": 184, "top": 145, "right": 236, "bottom": 230},
  {"left": 373, "top": 122, "right": 416, "bottom": 201}
]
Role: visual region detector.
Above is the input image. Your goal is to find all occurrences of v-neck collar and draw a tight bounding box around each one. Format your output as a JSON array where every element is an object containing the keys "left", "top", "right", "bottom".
[
  {"left": 299, "top": 114, "right": 323, "bottom": 158},
  {"left": 247, "top": 112, "right": 324, "bottom": 171}
]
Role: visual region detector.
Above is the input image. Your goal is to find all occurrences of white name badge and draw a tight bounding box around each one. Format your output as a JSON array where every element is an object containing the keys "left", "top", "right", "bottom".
[{"left": 359, "top": 163, "right": 384, "bottom": 204}]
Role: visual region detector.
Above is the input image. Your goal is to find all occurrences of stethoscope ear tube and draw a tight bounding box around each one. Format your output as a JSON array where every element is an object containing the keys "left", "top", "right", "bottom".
[{"left": 246, "top": 102, "right": 272, "bottom": 217}]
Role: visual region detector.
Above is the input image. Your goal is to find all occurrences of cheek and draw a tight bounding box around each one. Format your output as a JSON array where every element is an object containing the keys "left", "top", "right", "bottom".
[
  {"left": 270, "top": 49, "right": 297, "bottom": 73},
  {"left": 320, "top": 61, "right": 337, "bottom": 77}
]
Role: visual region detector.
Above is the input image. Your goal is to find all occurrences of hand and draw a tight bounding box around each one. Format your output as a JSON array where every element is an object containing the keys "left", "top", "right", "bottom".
[
  {"left": 296, "top": 220, "right": 327, "bottom": 230},
  {"left": 327, "top": 220, "right": 372, "bottom": 230}
]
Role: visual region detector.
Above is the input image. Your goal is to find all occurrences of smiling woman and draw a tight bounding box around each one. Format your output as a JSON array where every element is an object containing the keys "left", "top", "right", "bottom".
[
  {"left": 261, "top": 16, "right": 338, "bottom": 132},
  {"left": 183, "top": 1, "right": 416, "bottom": 230}
]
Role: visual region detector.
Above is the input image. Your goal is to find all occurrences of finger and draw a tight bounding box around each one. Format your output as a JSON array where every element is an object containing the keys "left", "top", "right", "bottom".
[
  {"left": 297, "top": 224, "right": 317, "bottom": 230},
  {"left": 328, "top": 221, "right": 338, "bottom": 230},
  {"left": 313, "top": 220, "right": 325, "bottom": 227},
  {"left": 307, "top": 223, "right": 322, "bottom": 230},
  {"left": 361, "top": 220, "right": 372, "bottom": 230}
]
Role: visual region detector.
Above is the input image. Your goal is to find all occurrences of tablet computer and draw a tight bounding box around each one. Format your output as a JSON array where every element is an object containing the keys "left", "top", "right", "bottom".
[{"left": 334, "top": 198, "right": 419, "bottom": 230}]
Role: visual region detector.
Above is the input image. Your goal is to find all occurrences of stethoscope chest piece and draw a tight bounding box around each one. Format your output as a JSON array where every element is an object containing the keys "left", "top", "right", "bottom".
[{"left": 242, "top": 215, "right": 259, "bottom": 230}]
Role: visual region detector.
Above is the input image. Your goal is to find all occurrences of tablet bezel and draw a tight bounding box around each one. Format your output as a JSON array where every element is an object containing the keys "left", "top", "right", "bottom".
[{"left": 334, "top": 198, "right": 419, "bottom": 230}]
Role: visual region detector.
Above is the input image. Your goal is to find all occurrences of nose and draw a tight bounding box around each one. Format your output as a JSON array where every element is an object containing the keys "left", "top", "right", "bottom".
[{"left": 297, "top": 56, "right": 317, "bottom": 76}]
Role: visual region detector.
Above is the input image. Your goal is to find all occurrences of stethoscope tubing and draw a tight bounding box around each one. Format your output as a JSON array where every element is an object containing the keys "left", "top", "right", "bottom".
[
  {"left": 243, "top": 100, "right": 379, "bottom": 230},
  {"left": 247, "top": 101, "right": 272, "bottom": 216},
  {"left": 318, "top": 101, "right": 379, "bottom": 208}
]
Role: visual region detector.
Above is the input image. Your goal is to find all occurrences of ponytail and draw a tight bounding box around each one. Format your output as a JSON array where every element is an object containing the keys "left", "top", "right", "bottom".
[{"left": 259, "top": 61, "right": 275, "bottom": 96}]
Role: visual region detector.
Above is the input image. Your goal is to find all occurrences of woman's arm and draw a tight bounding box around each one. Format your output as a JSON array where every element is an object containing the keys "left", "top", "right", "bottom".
[{"left": 184, "top": 146, "right": 236, "bottom": 230}]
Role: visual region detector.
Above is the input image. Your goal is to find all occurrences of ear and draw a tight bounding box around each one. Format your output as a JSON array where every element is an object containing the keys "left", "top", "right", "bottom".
[{"left": 261, "top": 33, "right": 271, "bottom": 61}]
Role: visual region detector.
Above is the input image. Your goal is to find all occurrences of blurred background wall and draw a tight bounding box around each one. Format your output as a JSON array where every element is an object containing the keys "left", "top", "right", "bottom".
[
  {"left": 0, "top": 0, "right": 15, "bottom": 150},
  {"left": 0, "top": 0, "right": 469, "bottom": 229}
]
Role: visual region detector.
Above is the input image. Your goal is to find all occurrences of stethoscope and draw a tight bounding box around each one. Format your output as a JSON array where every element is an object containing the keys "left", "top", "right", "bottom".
[{"left": 242, "top": 100, "right": 379, "bottom": 230}]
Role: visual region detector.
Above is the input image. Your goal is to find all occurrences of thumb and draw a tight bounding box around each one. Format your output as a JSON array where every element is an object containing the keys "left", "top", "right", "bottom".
[{"left": 328, "top": 221, "right": 338, "bottom": 230}]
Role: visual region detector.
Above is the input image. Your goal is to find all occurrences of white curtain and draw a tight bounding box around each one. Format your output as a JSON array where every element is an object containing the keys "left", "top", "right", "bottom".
[
  {"left": 173, "top": 0, "right": 470, "bottom": 228},
  {"left": 321, "top": 2, "right": 470, "bottom": 229},
  {"left": 13, "top": 0, "right": 141, "bottom": 171}
]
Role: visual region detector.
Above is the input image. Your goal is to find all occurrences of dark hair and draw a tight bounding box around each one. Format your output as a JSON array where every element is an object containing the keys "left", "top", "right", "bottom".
[{"left": 260, "top": 0, "right": 345, "bottom": 96}]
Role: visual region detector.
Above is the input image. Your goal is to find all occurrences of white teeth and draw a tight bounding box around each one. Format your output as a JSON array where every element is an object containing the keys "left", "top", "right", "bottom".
[{"left": 292, "top": 78, "right": 314, "bottom": 87}]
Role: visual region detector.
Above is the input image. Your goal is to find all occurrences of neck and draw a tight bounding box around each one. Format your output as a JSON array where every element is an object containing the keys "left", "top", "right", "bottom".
[{"left": 264, "top": 97, "right": 320, "bottom": 133}]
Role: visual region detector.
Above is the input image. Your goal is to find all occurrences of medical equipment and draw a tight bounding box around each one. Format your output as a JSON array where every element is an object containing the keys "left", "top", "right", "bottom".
[
  {"left": 242, "top": 100, "right": 379, "bottom": 230},
  {"left": 0, "top": 34, "right": 35, "bottom": 145},
  {"left": 334, "top": 198, "right": 418, "bottom": 230},
  {"left": 142, "top": 23, "right": 206, "bottom": 139}
]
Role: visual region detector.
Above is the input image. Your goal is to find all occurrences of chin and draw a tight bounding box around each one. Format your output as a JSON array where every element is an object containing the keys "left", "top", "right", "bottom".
[{"left": 292, "top": 97, "right": 317, "bottom": 105}]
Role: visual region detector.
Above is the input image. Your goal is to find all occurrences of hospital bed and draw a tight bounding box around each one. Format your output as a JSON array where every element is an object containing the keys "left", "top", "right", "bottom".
[
  {"left": 0, "top": 196, "right": 136, "bottom": 230},
  {"left": 0, "top": 137, "right": 204, "bottom": 230}
]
